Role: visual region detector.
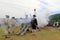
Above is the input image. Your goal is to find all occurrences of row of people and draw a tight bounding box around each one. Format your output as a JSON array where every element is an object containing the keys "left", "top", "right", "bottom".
[{"left": 1, "top": 15, "right": 39, "bottom": 38}]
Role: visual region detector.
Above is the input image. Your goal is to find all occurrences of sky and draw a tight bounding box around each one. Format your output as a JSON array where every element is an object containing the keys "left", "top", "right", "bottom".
[{"left": 0, "top": 0, "right": 60, "bottom": 18}]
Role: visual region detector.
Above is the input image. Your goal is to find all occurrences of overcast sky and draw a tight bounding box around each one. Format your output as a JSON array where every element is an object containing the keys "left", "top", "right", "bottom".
[{"left": 0, "top": 0, "right": 60, "bottom": 18}]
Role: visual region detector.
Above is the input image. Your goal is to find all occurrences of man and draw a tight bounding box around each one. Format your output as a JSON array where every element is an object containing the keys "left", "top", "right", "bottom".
[
  {"left": 3, "top": 15, "right": 10, "bottom": 38},
  {"left": 10, "top": 17, "right": 19, "bottom": 34},
  {"left": 31, "top": 15, "right": 38, "bottom": 32}
]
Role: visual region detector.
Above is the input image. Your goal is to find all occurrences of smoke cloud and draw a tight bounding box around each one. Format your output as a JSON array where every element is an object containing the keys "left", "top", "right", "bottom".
[
  {"left": 36, "top": 9, "right": 50, "bottom": 27},
  {"left": 0, "top": 0, "right": 50, "bottom": 27}
]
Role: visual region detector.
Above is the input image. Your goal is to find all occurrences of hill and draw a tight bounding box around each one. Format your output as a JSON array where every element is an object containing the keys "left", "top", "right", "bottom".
[{"left": 49, "top": 13, "right": 60, "bottom": 22}]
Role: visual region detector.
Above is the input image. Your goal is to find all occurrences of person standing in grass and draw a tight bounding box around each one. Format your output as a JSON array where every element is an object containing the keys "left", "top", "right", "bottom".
[
  {"left": 3, "top": 15, "right": 10, "bottom": 38},
  {"left": 10, "top": 17, "right": 19, "bottom": 34},
  {"left": 31, "top": 15, "right": 38, "bottom": 32}
]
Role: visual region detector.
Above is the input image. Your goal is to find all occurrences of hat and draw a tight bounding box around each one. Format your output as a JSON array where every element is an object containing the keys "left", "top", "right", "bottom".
[
  {"left": 33, "top": 15, "right": 36, "bottom": 17},
  {"left": 12, "top": 17, "right": 15, "bottom": 19},
  {"left": 5, "top": 15, "right": 9, "bottom": 18}
]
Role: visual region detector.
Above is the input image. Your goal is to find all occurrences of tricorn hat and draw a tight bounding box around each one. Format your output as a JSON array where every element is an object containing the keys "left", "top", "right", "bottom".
[{"left": 33, "top": 15, "right": 36, "bottom": 17}]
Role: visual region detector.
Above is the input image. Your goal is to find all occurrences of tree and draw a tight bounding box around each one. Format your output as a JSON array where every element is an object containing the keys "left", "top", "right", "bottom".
[{"left": 49, "top": 13, "right": 60, "bottom": 22}]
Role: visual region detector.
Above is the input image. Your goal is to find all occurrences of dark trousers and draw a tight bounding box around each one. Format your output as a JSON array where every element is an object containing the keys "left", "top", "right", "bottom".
[{"left": 31, "top": 24, "right": 36, "bottom": 30}]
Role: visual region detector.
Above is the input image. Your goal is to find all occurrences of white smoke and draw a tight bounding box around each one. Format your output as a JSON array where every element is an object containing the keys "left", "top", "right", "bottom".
[
  {"left": 35, "top": 9, "right": 50, "bottom": 27},
  {"left": 0, "top": 0, "right": 50, "bottom": 27}
]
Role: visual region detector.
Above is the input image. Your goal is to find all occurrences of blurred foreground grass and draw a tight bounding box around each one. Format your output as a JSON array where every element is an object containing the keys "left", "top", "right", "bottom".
[{"left": 0, "top": 27, "right": 60, "bottom": 40}]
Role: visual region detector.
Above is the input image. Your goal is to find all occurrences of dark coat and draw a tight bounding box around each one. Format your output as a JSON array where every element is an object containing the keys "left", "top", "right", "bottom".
[{"left": 31, "top": 17, "right": 38, "bottom": 29}]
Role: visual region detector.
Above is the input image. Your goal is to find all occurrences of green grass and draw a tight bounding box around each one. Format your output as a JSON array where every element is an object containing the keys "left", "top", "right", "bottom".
[
  {"left": 0, "top": 27, "right": 60, "bottom": 40},
  {"left": 0, "top": 27, "right": 4, "bottom": 35}
]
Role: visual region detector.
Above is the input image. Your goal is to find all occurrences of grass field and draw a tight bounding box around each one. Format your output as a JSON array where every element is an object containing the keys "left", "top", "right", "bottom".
[{"left": 0, "top": 27, "right": 60, "bottom": 40}]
